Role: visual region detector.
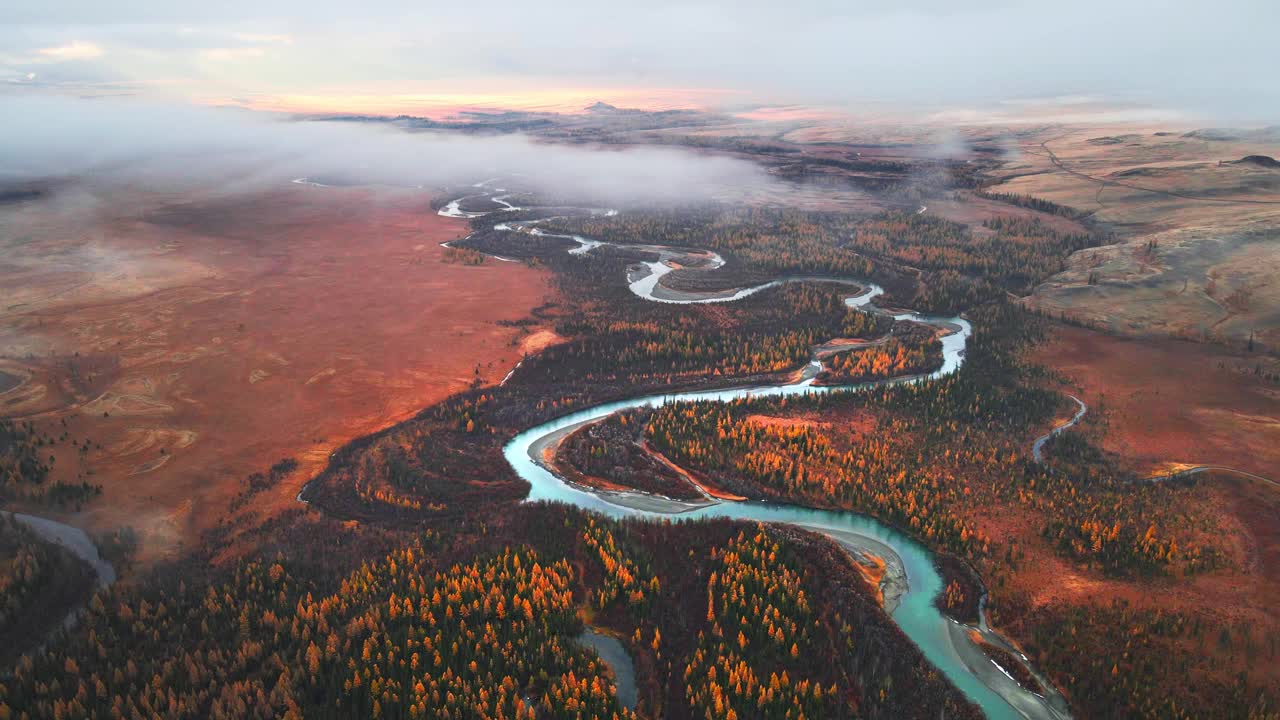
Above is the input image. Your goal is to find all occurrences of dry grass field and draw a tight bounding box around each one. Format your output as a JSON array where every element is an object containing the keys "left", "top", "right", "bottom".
[
  {"left": 993, "top": 126, "right": 1280, "bottom": 349},
  {"left": 0, "top": 182, "right": 553, "bottom": 560},
  {"left": 1031, "top": 323, "right": 1280, "bottom": 479}
]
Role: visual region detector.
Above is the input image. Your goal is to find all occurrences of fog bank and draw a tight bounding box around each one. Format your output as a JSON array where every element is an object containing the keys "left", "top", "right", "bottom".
[{"left": 0, "top": 95, "right": 772, "bottom": 203}]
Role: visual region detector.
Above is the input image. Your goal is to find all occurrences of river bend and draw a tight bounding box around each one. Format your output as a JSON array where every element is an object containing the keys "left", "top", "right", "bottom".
[{"left": 440, "top": 184, "right": 1071, "bottom": 720}]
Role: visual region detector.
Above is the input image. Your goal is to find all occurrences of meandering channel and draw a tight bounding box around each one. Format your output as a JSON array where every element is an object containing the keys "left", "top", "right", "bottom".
[
  {"left": 1032, "top": 395, "right": 1088, "bottom": 463},
  {"left": 1027, "top": 395, "right": 1278, "bottom": 488},
  {"left": 437, "top": 184, "right": 1072, "bottom": 720}
]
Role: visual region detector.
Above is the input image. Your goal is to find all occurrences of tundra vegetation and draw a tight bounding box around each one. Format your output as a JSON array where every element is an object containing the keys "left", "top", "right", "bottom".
[{"left": 2, "top": 181, "right": 1274, "bottom": 720}]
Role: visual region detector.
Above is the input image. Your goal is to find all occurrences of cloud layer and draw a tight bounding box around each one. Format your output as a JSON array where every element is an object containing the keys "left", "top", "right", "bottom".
[{"left": 0, "top": 94, "right": 773, "bottom": 203}]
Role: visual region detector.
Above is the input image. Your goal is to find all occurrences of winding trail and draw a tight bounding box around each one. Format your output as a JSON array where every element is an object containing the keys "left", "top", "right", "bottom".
[
  {"left": 429, "top": 183, "right": 1072, "bottom": 720},
  {"left": 1034, "top": 138, "right": 1280, "bottom": 206}
]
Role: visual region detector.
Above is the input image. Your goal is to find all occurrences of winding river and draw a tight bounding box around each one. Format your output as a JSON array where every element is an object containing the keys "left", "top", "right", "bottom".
[{"left": 437, "top": 184, "right": 1072, "bottom": 720}]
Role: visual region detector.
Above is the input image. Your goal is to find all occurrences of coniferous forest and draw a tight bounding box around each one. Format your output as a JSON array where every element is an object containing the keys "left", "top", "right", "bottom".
[{"left": 2, "top": 189, "right": 1275, "bottom": 720}]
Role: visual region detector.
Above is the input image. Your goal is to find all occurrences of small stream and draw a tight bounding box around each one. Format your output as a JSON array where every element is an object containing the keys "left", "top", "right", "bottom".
[
  {"left": 1031, "top": 395, "right": 1087, "bottom": 463},
  {"left": 574, "top": 629, "right": 638, "bottom": 711},
  {"left": 1, "top": 511, "right": 115, "bottom": 634}
]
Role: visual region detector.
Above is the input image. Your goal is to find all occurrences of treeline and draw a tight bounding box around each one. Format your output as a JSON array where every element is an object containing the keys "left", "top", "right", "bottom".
[
  {"left": 1, "top": 505, "right": 982, "bottom": 719},
  {"left": 646, "top": 398, "right": 983, "bottom": 557},
  {"left": 1, "top": 540, "right": 631, "bottom": 719},
  {"left": 557, "top": 411, "right": 705, "bottom": 500},
  {"left": 818, "top": 326, "right": 943, "bottom": 385},
  {"left": 440, "top": 246, "right": 488, "bottom": 265},
  {"left": 0, "top": 421, "right": 49, "bottom": 488},
  {"left": 518, "top": 284, "right": 886, "bottom": 388},
  {"left": 539, "top": 206, "right": 877, "bottom": 294},
  {"left": 843, "top": 212, "right": 1096, "bottom": 302},
  {"left": 228, "top": 458, "right": 299, "bottom": 513},
  {"left": 0, "top": 419, "right": 101, "bottom": 508},
  {"left": 686, "top": 531, "right": 836, "bottom": 718},
  {"left": 0, "top": 516, "right": 96, "bottom": 664},
  {"left": 1026, "top": 432, "right": 1220, "bottom": 574},
  {"left": 1018, "top": 599, "right": 1278, "bottom": 719},
  {"left": 567, "top": 514, "right": 982, "bottom": 719},
  {"left": 973, "top": 190, "right": 1086, "bottom": 219},
  {"left": 581, "top": 519, "right": 659, "bottom": 616},
  {"left": 0, "top": 518, "right": 61, "bottom": 636}
]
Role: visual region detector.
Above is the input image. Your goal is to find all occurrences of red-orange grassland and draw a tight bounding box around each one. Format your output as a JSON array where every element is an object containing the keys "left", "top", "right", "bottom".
[
  {"left": 971, "top": 323, "right": 1280, "bottom": 691},
  {"left": 0, "top": 184, "right": 554, "bottom": 560},
  {"left": 1031, "top": 323, "right": 1279, "bottom": 480}
]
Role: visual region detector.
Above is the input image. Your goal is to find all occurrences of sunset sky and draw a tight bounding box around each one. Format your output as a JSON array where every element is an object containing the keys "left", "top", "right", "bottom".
[{"left": 3, "top": 1, "right": 1277, "bottom": 120}]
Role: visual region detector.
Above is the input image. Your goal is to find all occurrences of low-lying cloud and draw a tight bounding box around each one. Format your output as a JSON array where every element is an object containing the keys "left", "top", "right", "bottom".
[{"left": 0, "top": 94, "right": 773, "bottom": 203}]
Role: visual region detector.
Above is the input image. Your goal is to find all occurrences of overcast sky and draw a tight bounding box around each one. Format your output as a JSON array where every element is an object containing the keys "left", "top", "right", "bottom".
[{"left": 2, "top": 1, "right": 1278, "bottom": 121}]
